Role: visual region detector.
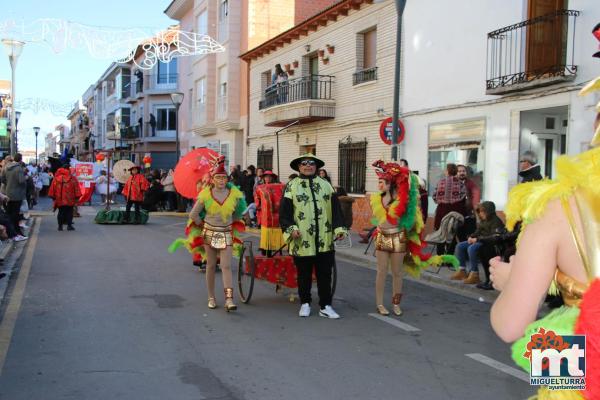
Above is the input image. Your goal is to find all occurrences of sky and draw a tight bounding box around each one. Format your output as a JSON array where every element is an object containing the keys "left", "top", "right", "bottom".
[{"left": 0, "top": 0, "right": 176, "bottom": 152}]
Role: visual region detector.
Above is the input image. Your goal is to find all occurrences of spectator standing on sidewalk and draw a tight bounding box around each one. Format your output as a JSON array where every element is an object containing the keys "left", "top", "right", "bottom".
[
  {"left": 1, "top": 153, "right": 27, "bottom": 239},
  {"left": 48, "top": 165, "right": 81, "bottom": 231},
  {"left": 432, "top": 163, "right": 467, "bottom": 254},
  {"left": 39, "top": 168, "right": 51, "bottom": 196},
  {"left": 518, "top": 151, "right": 543, "bottom": 183},
  {"left": 161, "top": 169, "right": 176, "bottom": 211}
]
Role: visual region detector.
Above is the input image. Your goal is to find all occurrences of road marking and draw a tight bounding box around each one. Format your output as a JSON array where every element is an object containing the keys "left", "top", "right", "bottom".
[
  {"left": 368, "top": 313, "right": 421, "bottom": 332},
  {"left": 465, "top": 353, "right": 529, "bottom": 382},
  {"left": 0, "top": 218, "right": 40, "bottom": 375}
]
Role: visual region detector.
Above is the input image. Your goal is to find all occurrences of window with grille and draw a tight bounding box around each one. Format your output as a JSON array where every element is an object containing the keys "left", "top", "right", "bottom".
[
  {"left": 257, "top": 147, "right": 273, "bottom": 171},
  {"left": 338, "top": 139, "right": 367, "bottom": 194}
]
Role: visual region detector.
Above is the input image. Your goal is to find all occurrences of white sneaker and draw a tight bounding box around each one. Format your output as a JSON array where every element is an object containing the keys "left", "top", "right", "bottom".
[
  {"left": 299, "top": 303, "right": 311, "bottom": 317},
  {"left": 319, "top": 305, "right": 340, "bottom": 319},
  {"left": 13, "top": 235, "right": 28, "bottom": 242}
]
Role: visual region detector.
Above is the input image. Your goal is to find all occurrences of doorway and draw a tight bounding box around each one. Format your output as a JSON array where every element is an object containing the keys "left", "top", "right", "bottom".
[
  {"left": 309, "top": 55, "right": 319, "bottom": 99},
  {"left": 526, "top": 0, "right": 566, "bottom": 76},
  {"left": 300, "top": 144, "right": 316, "bottom": 155},
  {"left": 519, "top": 106, "right": 568, "bottom": 179}
]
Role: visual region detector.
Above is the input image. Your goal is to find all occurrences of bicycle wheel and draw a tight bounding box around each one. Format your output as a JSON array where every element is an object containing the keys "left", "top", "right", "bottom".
[
  {"left": 238, "top": 242, "right": 255, "bottom": 304},
  {"left": 331, "top": 259, "right": 337, "bottom": 298}
]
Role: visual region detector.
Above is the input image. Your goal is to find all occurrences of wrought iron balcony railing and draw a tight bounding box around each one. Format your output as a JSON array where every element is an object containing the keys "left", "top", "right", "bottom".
[
  {"left": 353, "top": 67, "right": 378, "bottom": 85},
  {"left": 259, "top": 75, "right": 334, "bottom": 110},
  {"left": 486, "top": 10, "right": 580, "bottom": 93}
]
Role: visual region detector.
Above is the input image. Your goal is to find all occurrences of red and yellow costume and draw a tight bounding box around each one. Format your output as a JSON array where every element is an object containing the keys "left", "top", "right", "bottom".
[
  {"left": 48, "top": 168, "right": 82, "bottom": 207},
  {"left": 255, "top": 182, "right": 285, "bottom": 251},
  {"left": 122, "top": 173, "right": 149, "bottom": 202},
  {"left": 369, "top": 160, "right": 458, "bottom": 275}
]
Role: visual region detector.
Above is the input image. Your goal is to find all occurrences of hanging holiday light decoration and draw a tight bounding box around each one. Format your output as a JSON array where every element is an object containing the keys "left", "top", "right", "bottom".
[
  {"left": 13, "top": 98, "right": 73, "bottom": 115},
  {"left": 143, "top": 155, "right": 152, "bottom": 168},
  {"left": 96, "top": 153, "right": 106, "bottom": 163},
  {"left": 0, "top": 19, "right": 225, "bottom": 69}
]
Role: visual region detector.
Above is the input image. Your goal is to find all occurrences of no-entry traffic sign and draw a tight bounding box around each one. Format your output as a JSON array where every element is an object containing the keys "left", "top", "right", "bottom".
[{"left": 379, "top": 117, "right": 405, "bottom": 145}]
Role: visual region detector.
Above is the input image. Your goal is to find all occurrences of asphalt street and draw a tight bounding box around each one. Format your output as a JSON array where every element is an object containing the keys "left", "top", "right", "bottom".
[{"left": 0, "top": 208, "right": 533, "bottom": 400}]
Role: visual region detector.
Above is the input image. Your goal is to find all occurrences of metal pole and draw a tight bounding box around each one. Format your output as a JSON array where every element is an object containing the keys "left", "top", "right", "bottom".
[
  {"left": 9, "top": 64, "right": 16, "bottom": 155},
  {"left": 35, "top": 133, "right": 38, "bottom": 165},
  {"left": 391, "top": 0, "right": 407, "bottom": 161},
  {"left": 275, "top": 120, "right": 300, "bottom": 175},
  {"left": 106, "top": 153, "right": 111, "bottom": 211},
  {"left": 175, "top": 103, "right": 181, "bottom": 162}
]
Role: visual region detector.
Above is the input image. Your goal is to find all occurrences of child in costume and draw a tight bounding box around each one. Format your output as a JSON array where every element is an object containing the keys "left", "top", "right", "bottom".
[
  {"left": 370, "top": 160, "right": 457, "bottom": 316},
  {"left": 254, "top": 170, "right": 285, "bottom": 256},
  {"left": 170, "top": 157, "right": 246, "bottom": 311},
  {"left": 48, "top": 165, "right": 81, "bottom": 231},
  {"left": 490, "top": 25, "right": 600, "bottom": 399},
  {"left": 122, "top": 165, "right": 149, "bottom": 223}
]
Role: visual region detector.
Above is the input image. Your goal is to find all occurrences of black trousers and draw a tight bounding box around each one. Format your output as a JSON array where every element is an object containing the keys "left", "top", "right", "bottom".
[
  {"left": 57, "top": 206, "right": 74, "bottom": 227},
  {"left": 478, "top": 242, "right": 499, "bottom": 283},
  {"left": 294, "top": 252, "right": 335, "bottom": 308},
  {"left": 125, "top": 201, "right": 141, "bottom": 222},
  {"left": 6, "top": 201, "right": 23, "bottom": 236}
]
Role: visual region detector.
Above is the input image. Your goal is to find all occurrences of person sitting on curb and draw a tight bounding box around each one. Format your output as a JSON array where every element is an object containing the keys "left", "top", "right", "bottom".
[{"left": 451, "top": 201, "right": 505, "bottom": 285}]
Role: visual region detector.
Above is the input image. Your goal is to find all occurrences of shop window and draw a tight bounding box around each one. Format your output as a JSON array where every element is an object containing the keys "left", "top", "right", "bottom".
[{"left": 428, "top": 118, "right": 485, "bottom": 198}]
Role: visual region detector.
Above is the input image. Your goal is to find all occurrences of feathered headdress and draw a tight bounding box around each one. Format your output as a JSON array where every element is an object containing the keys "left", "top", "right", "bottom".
[
  {"left": 372, "top": 160, "right": 410, "bottom": 189},
  {"left": 210, "top": 155, "right": 228, "bottom": 177}
]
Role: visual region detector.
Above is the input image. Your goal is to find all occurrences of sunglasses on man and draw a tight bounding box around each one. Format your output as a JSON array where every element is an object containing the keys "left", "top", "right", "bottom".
[{"left": 299, "top": 160, "right": 316, "bottom": 166}]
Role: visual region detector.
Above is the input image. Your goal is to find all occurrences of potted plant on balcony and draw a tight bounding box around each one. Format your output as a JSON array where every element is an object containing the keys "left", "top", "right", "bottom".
[
  {"left": 322, "top": 56, "right": 329, "bottom": 65},
  {"left": 293, "top": 60, "right": 299, "bottom": 68},
  {"left": 326, "top": 44, "right": 335, "bottom": 54},
  {"left": 318, "top": 49, "right": 325, "bottom": 58},
  {"left": 284, "top": 63, "right": 291, "bottom": 72},
  {"left": 288, "top": 70, "right": 294, "bottom": 76}
]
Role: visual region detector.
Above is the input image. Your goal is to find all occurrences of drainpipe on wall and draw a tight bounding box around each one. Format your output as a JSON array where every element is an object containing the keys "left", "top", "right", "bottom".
[
  {"left": 391, "top": 0, "right": 407, "bottom": 161},
  {"left": 245, "top": 60, "right": 251, "bottom": 169}
]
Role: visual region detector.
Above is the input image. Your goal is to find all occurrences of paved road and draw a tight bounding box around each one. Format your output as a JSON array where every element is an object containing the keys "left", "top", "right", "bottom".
[{"left": 0, "top": 208, "right": 532, "bottom": 399}]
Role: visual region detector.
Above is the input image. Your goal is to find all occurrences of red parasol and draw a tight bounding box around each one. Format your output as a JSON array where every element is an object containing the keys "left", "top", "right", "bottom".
[{"left": 174, "top": 148, "right": 220, "bottom": 199}]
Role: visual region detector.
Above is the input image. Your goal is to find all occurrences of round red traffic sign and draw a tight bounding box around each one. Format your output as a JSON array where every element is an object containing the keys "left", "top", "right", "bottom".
[{"left": 379, "top": 117, "right": 405, "bottom": 145}]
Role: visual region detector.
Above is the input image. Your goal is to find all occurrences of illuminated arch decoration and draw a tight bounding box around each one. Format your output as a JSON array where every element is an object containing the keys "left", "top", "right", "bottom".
[
  {"left": 14, "top": 98, "right": 73, "bottom": 116},
  {"left": 0, "top": 19, "right": 225, "bottom": 69}
]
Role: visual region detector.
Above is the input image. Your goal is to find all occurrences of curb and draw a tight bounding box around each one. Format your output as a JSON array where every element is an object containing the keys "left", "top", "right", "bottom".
[{"left": 0, "top": 218, "right": 35, "bottom": 312}]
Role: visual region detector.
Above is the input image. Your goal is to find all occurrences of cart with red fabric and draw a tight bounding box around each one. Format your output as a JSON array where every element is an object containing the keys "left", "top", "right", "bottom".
[{"left": 237, "top": 241, "right": 337, "bottom": 304}]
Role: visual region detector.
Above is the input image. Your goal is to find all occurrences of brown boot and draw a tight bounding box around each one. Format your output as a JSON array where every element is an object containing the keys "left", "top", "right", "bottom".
[
  {"left": 450, "top": 269, "right": 467, "bottom": 280},
  {"left": 224, "top": 288, "right": 237, "bottom": 312},
  {"left": 463, "top": 272, "right": 480, "bottom": 285},
  {"left": 392, "top": 293, "right": 403, "bottom": 316}
]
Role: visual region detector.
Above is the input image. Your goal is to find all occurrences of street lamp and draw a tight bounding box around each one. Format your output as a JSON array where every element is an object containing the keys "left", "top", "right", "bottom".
[
  {"left": 2, "top": 39, "right": 25, "bottom": 156},
  {"left": 391, "top": 0, "right": 407, "bottom": 161},
  {"left": 33, "top": 126, "right": 40, "bottom": 165},
  {"left": 15, "top": 110, "right": 20, "bottom": 153},
  {"left": 170, "top": 92, "right": 184, "bottom": 163},
  {"left": 170, "top": 92, "right": 184, "bottom": 212}
]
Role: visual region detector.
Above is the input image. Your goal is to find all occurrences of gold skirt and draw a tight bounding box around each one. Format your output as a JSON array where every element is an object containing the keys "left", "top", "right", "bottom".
[
  {"left": 202, "top": 223, "right": 234, "bottom": 250},
  {"left": 375, "top": 227, "right": 407, "bottom": 253}
]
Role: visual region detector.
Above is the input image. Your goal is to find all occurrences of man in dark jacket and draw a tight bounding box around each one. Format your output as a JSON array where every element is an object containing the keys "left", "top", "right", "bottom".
[
  {"left": 280, "top": 154, "right": 347, "bottom": 319},
  {"left": 450, "top": 201, "right": 505, "bottom": 285},
  {"left": 518, "top": 151, "right": 543, "bottom": 182},
  {"left": 1, "top": 154, "right": 27, "bottom": 238}
]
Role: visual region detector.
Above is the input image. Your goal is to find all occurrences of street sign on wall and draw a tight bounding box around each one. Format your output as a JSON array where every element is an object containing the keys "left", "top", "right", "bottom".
[{"left": 379, "top": 117, "right": 405, "bottom": 145}]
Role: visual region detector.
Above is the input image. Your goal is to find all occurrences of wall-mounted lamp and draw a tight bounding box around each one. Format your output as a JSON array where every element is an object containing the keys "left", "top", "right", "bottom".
[{"left": 304, "top": 44, "right": 311, "bottom": 52}]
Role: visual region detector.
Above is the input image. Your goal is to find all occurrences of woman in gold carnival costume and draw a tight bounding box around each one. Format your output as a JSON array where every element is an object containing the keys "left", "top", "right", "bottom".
[
  {"left": 370, "top": 160, "right": 458, "bottom": 316},
  {"left": 169, "top": 157, "right": 247, "bottom": 312},
  {"left": 490, "top": 24, "right": 600, "bottom": 399}
]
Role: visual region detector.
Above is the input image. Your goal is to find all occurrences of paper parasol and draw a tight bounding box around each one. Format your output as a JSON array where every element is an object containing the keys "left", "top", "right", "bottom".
[
  {"left": 112, "top": 160, "right": 135, "bottom": 184},
  {"left": 174, "top": 148, "right": 220, "bottom": 199}
]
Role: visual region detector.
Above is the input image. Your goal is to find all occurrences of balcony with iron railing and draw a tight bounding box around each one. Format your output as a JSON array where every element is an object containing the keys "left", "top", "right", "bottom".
[
  {"left": 259, "top": 75, "right": 335, "bottom": 127},
  {"left": 486, "top": 9, "right": 580, "bottom": 95},
  {"left": 353, "top": 67, "right": 378, "bottom": 85}
]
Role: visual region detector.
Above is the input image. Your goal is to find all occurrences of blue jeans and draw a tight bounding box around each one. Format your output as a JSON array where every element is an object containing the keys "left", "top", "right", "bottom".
[{"left": 455, "top": 241, "right": 482, "bottom": 273}]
